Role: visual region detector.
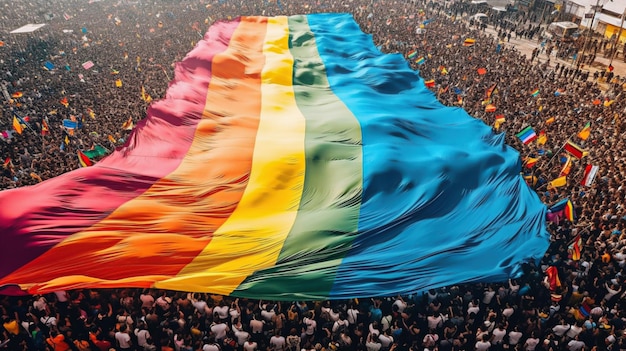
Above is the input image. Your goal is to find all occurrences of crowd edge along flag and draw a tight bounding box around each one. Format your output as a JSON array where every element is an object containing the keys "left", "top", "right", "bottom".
[{"left": 0, "top": 14, "right": 550, "bottom": 300}]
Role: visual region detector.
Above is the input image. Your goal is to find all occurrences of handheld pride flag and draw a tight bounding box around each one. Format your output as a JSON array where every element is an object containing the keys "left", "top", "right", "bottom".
[{"left": 516, "top": 126, "right": 537, "bottom": 145}]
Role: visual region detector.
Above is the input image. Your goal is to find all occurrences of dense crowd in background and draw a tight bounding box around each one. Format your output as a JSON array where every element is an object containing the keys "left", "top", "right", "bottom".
[{"left": 2, "top": 0, "right": 626, "bottom": 350}]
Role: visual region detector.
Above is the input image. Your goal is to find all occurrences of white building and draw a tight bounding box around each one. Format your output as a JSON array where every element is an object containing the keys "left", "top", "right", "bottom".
[{"left": 560, "top": 0, "right": 626, "bottom": 41}]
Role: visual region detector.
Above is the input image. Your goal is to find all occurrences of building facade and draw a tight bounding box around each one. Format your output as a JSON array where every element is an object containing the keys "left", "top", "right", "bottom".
[{"left": 558, "top": 0, "right": 626, "bottom": 41}]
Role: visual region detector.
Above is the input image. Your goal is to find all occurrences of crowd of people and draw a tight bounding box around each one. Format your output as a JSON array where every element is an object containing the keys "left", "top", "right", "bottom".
[{"left": 2, "top": 0, "right": 626, "bottom": 350}]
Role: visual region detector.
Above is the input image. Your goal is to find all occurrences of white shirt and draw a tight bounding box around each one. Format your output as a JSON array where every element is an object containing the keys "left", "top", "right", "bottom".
[
  {"left": 525, "top": 337, "right": 540, "bottom": 351},
  {"left": 378, "top": 334, "right": 393, "bottom": 348},
  {"left": 427, "top": 315, "right": 443, "bottom": 330},
  {"left": 40, "top": 315, "right": 57, "bottom": 327},
  {"left": 566, "top": 325, "right": 582, "bottom": 339},
  {"left": 492, "top": 328, "right": 506, "bottom": 343},
  {"left": 235, "top": 330, "right": 250, "bottom": 346},
  {"left": 553, "top": 324, "right": 570, "bottom": 337},
  {"left": 270, "top": 335, "right": 286, "bottom": 351},
  {"left": 203, "top": 344, "right": 220, "bottom": 351},
  {"left": 567, "top": 340, "right": 585, "bottom": 351},
  {"left": 365, "top": 341, "right": 382, "bottom": 351},
  {"left": 229, "top": 308, "right": 240, "bottom": 322},
  {"left": 393, "top": 299, "right": 407, "bottom": 313},
  {"left": 214, "top": 305, "right": 229, "bottom": 320},
  {"left": 211, "top": 322, "right": 229, "bottom": 340},
  {"left": 508, "top": 331, "right": 523, "bottom": 345},
  {"left": 33, "top": 297, "right": 47, "bottom": 311},
  {"left": 381, "top": 315, "right": 393, "bottom": 331},
  {"left": 192, "top": 300, "right": 208, "bottom": 314},
  {"left": 502, "top": 307, "right": 514, "bottom": 318},
  {"left": 333, "top": 319, "right": 349, "bottom": 333},
  {"left": 115, "top": 332, "right": 132, "bottom": 349},
  {"left": 467, "top": 304, "right": 480, "bottom": 317},
  {"left": 135, "top": 329, "right": 151, "bottom": 347},
  {"left": 483, "top": 290, "right": 496, "bottom": 305},
  {"left": 243, "top": 341, "right": 258, "bottom": 351},
  {"left": 475, "top": 340, "right": 491, "bottom": 351},
  {"left": 347, "top": 308, "right": 359, "bottom": 325}
]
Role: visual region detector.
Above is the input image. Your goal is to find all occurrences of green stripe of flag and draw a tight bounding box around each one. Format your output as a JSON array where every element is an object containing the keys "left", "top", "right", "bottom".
[{"left": 233, "top": 15, "right": 363, "bottom": 300}]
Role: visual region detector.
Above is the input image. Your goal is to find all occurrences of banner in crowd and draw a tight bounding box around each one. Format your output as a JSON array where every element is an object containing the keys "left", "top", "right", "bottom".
[{"left": 0, "top": 14, "right": 549, "bottom": 299}]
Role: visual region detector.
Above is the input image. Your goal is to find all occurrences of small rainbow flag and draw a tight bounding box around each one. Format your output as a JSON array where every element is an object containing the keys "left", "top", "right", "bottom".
[
  {"left": 516, "top": 126, "right": 537, "bottom": 144},
  {"left": 531, "top": 89, "right": 540, "bottom": 97},
  {"left": 415, "top": 56, "right": 425, "bottom": 65},
  {"left": 407, "top": 50, "right": 417, "bottom": 59}
]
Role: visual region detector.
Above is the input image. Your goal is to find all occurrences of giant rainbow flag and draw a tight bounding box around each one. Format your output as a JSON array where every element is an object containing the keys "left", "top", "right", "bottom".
[{"left": 0, "top": 14, "right": 549, "bottom": 300}]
